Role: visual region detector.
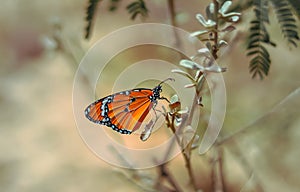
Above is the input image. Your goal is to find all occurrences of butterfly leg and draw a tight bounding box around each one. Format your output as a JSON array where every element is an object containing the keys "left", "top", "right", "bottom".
[
  {"left": 140, "top": 104, "right": 161, "bottom": 141},
  {"left": 159, "top": 96, "right": 170, "bottom": 103}
]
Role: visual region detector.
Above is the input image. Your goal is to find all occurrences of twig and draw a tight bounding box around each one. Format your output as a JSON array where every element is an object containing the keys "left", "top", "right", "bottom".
[
  {"left": 157, "top": 111, "right": 198, "bottom": 191},
  {"left": 155, "top": 115, "right": 187, "bottom": 191},
  {"left": 209, "top": 1, "right": 226, "bottom": 191},
  {"left": 109, "top": 145, "right": 135, "bottom": 169},
  {"left": 183, "top": 152, "right": 197, "bottom": 191},
  {"left": 217, "top": 87, "right": 300, "bottom": 146},
  {"left": 115, "top": 169, "right": 156, "bottom": 192},
  {"left": 109, "top": 145, "right": 158, "bottom": 191},
  {"left": 169, "top": 114, "right": 198, "bottom": 191},
  {"left": 167, "top": 0, "right": 182, "bottom": 48},
  {"left": 212, "top": 0, "right": 219, "bottom": 60},
  {"left": 156, "top": 163, "right": 184, "bottom": 192},
  {"left": 212, "top": 146, "right": 225, "bottom": 192},
  {"left": 228, "top": 142, "right": 265, "bottom": 192},
  {"left": 218, "top": 148, "right": 226, "bottom": 191}
]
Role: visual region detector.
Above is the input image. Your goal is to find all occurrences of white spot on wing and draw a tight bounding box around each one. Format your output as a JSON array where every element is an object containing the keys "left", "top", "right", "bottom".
[
  {"left": 101, "top": 103, "right": 105, "bottom": 110},
  {"left": 101, "top": 110, "right": 105, "bottom": 117}
]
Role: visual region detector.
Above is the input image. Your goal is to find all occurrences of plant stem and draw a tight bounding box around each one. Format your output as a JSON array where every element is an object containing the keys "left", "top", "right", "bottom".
[
  {"left": 183, "top": 152, "right": 197, "bottom": 191},
  {"left": 165, "top": 2, "right": 200, "bottom": 189},
  {"left": 228, "top": 142, "right": 265, "bottom": 192},
  {"left": 156, "top": 163, "right": 184, "bottom": 192},
  {"left": 163, "top": 0, "right": 226, "bottom": 191},
  {"left": 212, "top": 146, "right": 225, "bottom": 192},
  {"left": 169, "top": 115, "right": 198, "bottom": 191},
  {"left": 212, "top": 0, "right": 219, "bottom": 60},
  {"left": 167, "top": 0, "right": 182, "bottom": 48},
  {"left": 155, "top": 115, "right": 187, "bottom": 192},
  {"left": 210, "top": 1, "right": 226, "bottom": 191}
]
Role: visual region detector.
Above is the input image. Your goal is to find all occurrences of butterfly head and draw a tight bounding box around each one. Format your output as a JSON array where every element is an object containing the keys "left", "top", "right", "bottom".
[
  {"left": 151, "top": 78, "right": 175, "bottom": 102},
  {"left": 151, "top": 85, "right": 162, "bottom": 101}
]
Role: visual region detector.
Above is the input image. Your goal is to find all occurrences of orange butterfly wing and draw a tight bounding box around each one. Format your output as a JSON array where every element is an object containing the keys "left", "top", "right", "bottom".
[{"left": 85, "top": 89, "right": 155, "bottom": 134}]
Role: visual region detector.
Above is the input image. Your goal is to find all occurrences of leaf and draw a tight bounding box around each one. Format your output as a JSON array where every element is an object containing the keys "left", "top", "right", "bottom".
[
  {"left": 220, "top": 25, "right": 236, "bottom": 32},
  {"left": 225, "top": 0, "right": 253, "bottom": 14},
  {"left": 171, "top": 69, "right": 196, "bottom": 83},
  {"left": 184, "top": 83, "right": 196, "bottom": 88},
  {"left": 247, "top": 30, "right": 271, "bottom": 79},
  {"left": 126, "top": 0, "right": 148, "bottom": 20},
  {"left": 195, "top": 14, "right": 216, "bottom": 28},
  {"left": 109, "top": 0, "right": 121, "bottom": 12},
  {"left": 246, "top": 0, "right": 274, "bottom": 79},
  {"left": 206, "top": 3, "right": 215, "bottom": 21},
  {"left": 271, "top": 0, "right": 300, "bottom": 47},
  {"left": 286, "top": 0, "right": 300, "bottom": 19},
  {"left": 85, "top": 0, "right": 101, "bottom": 39},
  {"left": 253, "top": 0, "right": 270, "bottom": 23},
  {"left": 170, "top": 95, "right": 180, "bottom": 104},
  {"left": 181, "top": 126, "right": 197, "bottom": 158},
  {"left": 219, "top": 1, "right": 232, "bottom": 15},
  {"left": 190, "top": 30, "right": 209, "bottom": 37},
  {"left": 248, "top": 43, "right": 271, "bottom": 79},
  {"left": 192, "top": 48, "right": 211, "bottom": 59},
  {"left": 180, "top": 59, "right": 204, "bottom": 70},
  {"left": 218, "top": 40, "right": 228, "bottom": 49},
  {"left": 219, "top": 1, "right": 241, "bottom": 22}
]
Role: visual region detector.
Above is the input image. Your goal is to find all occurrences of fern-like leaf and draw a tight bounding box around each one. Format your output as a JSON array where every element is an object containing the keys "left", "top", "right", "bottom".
[
  {"left": 85, "top": 0, "right": 101, "bottom": 39},
  {"left": 286, "top": 0, "right": 300, "bottom": 20},
  {"left": 109, "top": 0, "right": 121, "bottom": 12},
  {"left": 271, "top": 0, "right": 300, "bottom": 47},
  {"left": 248, "top": 45, "right": 271, "bottom": 78},
  {"left": 247, "top": 0, "right": 274, "bottom": 79},
  {"left": 253, "top": 0, "right": 270, "bottom": 23},
  {"left": 126, "top": 0, "right": 148, "bottom": 20}
]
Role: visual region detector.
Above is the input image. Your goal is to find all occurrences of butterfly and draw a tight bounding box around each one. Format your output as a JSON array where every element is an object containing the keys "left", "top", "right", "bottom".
[{"left": 84, "top": 78, "right": 174, "bottom": 137}]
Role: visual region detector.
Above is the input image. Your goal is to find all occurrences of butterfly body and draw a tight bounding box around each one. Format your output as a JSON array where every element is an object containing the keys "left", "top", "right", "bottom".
[{"left": 84, "top": 84, "right": 163, "bottom": 134}]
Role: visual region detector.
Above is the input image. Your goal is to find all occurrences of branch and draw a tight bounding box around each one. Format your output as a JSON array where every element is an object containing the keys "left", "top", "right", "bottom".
[
  {"left": 218, "top": 87, "right": 300, "bottom": 146},
  {"left": 212, "top": 146, "right": 225, "bottom": 192},
  {"left": 212, "top": 0, "right": 219, "bottom": 60},
  {"left": 156, "top": 163, "right": 184, "bottom": 192},
  {"left": 167, "top": 0, "right": 182, "bottom": 48}
]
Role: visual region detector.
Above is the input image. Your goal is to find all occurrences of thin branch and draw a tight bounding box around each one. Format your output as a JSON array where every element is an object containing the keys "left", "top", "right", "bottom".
[
  {"left": 156, "top": 163, "right": 184, "bottom": 192},
  {"left": 115, "top": 170, "right": 156, "bottom": 192},
  {"left": 155, "top": 114, "right": 188, "bottom": 192},
  {"left": 167, "top": 0, "right": 182, "bottom": 48},
  {"left": 169, "top": 114, "right": 198, "bottom": 191},
  {"left": 217, "top": 87, "right": 300, "bottom": 146},
  {"left": 212, "top": 146, "right": 225, "bottom": 192},
  {"left": 212, "top": 0, "right": 219, "bottom": 60},
  {"left": 210, "top": 1, "right": 226, "bottom": 191},
  {"left": 228, "top": 141, "right": 265, "bottom": 192},
  {"left": 158, "top": 111, "right": 198, "bottom": 191},
  {"left": 183, "top": 153, "right": 197, "bottom": 191}
]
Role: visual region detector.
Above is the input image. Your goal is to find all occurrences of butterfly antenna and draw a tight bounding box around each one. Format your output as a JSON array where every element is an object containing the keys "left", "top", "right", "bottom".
[{"left": 158, "top": 78, "right": 175, "bottom": 86}]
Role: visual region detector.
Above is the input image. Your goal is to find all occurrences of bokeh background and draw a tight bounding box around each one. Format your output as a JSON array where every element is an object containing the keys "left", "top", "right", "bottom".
[{"left": 1, "top": 0, "right": 300, "bottom": 191}]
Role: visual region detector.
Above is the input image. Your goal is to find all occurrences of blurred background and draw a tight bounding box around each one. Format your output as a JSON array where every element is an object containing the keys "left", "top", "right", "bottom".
[{"left": 0, "top": 0, "right": 300, "bottom": 191}]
